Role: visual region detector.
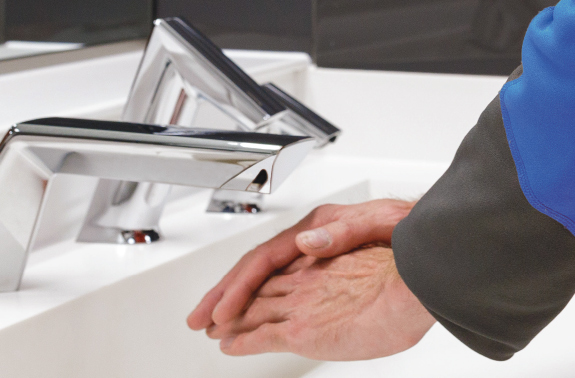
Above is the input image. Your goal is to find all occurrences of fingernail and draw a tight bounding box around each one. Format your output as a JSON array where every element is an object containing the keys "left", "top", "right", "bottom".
[
  {"left": 221, "top": 336, "right": 236, "bottom": 349},
  {"left": 298, "top": 228, "right": 332, "bottom": 249}
]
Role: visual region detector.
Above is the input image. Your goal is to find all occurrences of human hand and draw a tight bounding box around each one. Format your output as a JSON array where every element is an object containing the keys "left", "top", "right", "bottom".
[
  {"left": 187, "top": 199, "right": 416, "bottom": 330},
  {"left": 205, "top": 246, "right": 436, "bottom": 360}
]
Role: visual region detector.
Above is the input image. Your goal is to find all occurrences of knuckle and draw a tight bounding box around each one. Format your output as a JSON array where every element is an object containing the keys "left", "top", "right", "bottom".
[
  {"left": 257, "top": 324, "right": 283, "bottom": 350},
  {"left": 284, "top": 322, "right": 305, "bottom": 349},
  {"left": 330, "top": 204, "right": 348, "bottom": 219},
  {"left": 309, "top": 204, "right": 339, "bottom": 223},
  {"left": 291, "top": 269, "right": 308, "bottom": 285},
  {"left": 307, "top": 206, "right": 325, "bottom": 222},
  {"left": 205, "top": 327, "right": 221, "bottom": 339},
  {"left": 244, "top": 298, "right": 263, "bottom": 319},
  {"left": 335, "top": 219, "right": 354, "bottom": 239}
]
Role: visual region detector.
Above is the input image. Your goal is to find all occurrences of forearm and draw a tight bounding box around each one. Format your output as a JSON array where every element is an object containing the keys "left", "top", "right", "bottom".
[{"left": 392, "top": 1, "right": 575, "bottom": 360}]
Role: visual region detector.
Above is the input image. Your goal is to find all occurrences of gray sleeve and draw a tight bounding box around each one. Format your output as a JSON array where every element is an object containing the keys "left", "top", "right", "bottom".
[{"left": 392, "top": 67, "right": 575, "bottom": 361}]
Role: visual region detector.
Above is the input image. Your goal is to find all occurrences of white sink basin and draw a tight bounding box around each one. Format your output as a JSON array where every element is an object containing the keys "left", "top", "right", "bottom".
[{"left": 0, "top": 155, "right": 442, "bottom": 377}]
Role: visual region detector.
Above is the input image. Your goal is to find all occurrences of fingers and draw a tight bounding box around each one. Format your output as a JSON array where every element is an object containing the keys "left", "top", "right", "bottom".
[
  {"left": 187, "top": 288, "right": 223, "bottom": 330},
  {"left": 207, "top": 205, "right": 342, "bottom": 324},
  {"left": 207, "top": 296, "right": 290, "bottom": 339},
  {"left": 257, "top": 274, "right": 295, "bottom": 297},
  {"left": 295, "top": 220, "right": 380, "bottom": 258},
  {"left": 189, "top": 219, "right": 311, "bottom": 328},
  {"left": 219, "top": 322, "right": 290, "bottom": 356},
  {"left": 210, "top": 241, "right": 300, "bottom": 324},
  {"left": 207, "top": 266, "right": 302, "bottom": 336},
  {"left": 189, "top": 205, "right": 337, "bottom": 328},
  {"left": 295, "top": 200, "right": 415, "bottom": 258},
  {"left": 277, "top": 254, "right": 316, "bottom": 276},
  {"left": 188, "top": 250, "right": 257, "bottom": 329}
]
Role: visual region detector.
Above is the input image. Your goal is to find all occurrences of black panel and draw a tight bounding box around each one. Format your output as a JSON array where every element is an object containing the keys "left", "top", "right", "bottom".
[
  {"left": 1, "top": 0, "right": 559, "bottom": 75},
  {"left": 156, "top": 0, "right": 313, "bottom": 53},
  {"left": 314, "top": 0, "right": 557, "bottom": 75},
  {"left": 0, "top": 0, "right": 5, "bottom": 44},
  {"left": 5, "top": 0, "right": 153, "bottom": 45}
]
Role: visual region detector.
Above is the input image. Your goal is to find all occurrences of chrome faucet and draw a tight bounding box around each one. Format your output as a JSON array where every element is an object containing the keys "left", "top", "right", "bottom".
[
  {"left": 0, "top": 117, "right": 314, "bottom": 292},
  {"left": 84, "top": 17, "right": 340, "bottom": 244},
  {"left": 124, "top": 17, "right": 341, "bottom": 143},
  {"left": 124, "top": 17, "right": 288, "bottom": 130}
]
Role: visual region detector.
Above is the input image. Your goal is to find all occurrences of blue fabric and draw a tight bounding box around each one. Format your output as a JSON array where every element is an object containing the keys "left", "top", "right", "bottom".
[{"left": 500, "top": 0, "right": 575, "bottom": 235}]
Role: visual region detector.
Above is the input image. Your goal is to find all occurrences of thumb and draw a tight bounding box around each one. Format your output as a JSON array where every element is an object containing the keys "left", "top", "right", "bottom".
[{"left": 295, "top": 219, "right": 393, "bottom": 258}]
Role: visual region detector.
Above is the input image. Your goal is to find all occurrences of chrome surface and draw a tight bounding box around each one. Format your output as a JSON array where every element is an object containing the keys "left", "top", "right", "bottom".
[
  {"left": 260, "top": 83, "right": 341, "bottom": 148},
  {"left": 88, "top": 16, "right": 340, "bottom": 234},
  {"left": 205, "top": 81, "right": 342, "bottom": 213},
  {"left": 205, "top": 190, "right": 263, "bottom": 214},
  {"left": 124, "top": 17, "right": 287, "bottom": 128},
  {"left": 121, "top": 229, "right": 160, "bottom": 244},
  {"left": 86, "top": 17, "right": 290, "bottom": 242},
  {"left": 0, "top": 117, "right": 314, "bottom": 291}
]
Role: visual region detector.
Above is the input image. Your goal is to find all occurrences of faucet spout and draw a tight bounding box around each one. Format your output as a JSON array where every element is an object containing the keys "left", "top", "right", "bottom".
[{"left": 0, "top": 117, "right": 314, "bottom": 292}]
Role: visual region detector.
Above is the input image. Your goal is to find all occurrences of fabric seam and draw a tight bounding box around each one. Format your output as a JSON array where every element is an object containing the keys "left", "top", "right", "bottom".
[{"left": 499, "top": 75, "right": 575, "bottom": 233}]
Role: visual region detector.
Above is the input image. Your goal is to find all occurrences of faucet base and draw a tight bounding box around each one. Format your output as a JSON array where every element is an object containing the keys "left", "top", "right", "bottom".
[
  {"left": 206, "top": 190, "right": 264, "bottom": 214},
  {"left": 77, "top": 179, "right": 167, "bottom": 245},
  {"left": 77, "top": 224, "right": 162, "bottom": 244},
  {"left": 121, "top": 229, "right": 161, "bottom": 244}
]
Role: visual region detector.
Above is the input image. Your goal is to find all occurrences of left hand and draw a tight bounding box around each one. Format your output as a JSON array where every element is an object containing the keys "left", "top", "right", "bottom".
[{"left": 204, "top": 245, "right": 436, "bottom": 360}]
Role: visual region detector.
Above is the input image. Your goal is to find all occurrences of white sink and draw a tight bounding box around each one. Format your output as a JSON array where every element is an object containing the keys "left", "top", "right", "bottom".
[{"left": 0, "top": 158, "right": 441, "bottom": 377}]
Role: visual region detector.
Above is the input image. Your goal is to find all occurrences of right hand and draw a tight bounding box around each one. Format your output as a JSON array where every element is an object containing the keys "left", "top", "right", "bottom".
[
  {"left": 187, "top": 199, "right": 416, "bottom": 330},
  {"left": 205, "top": 245, "right": 436, "bottom": 360}
]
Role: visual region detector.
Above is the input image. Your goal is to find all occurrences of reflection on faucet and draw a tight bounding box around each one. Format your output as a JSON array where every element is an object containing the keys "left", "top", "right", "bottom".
[
  {"left": 86, "top": 17, "right": 341, "bottom": 234},
  {"left": 0, "top": 117, "right": 314, "bottom": 292},
  {"left": 207, "top": 82, "right": 342, "bottom": 213},
  {"left": 259, "top": 83, "right": 340, "bottom": 147},
  {"left": 124, "top": 17, "right": 288, "bottom": 129}
]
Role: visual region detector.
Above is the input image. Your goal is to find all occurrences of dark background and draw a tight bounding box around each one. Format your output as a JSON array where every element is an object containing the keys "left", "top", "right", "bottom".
[
  {"left": 4, "top": 0, "right": 153, "bottom": 45},
  {"left": 1, "top": 0, "right": 558, "bottom": 75}
]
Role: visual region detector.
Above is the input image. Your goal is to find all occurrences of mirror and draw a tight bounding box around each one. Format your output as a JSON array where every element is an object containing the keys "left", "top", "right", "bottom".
[{"left": 0, "top": 0, "right": 153, "bottom": 61}]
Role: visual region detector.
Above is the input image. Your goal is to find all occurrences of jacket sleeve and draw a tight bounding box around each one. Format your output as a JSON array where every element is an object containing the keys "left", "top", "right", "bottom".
[{"left": 392, "top": 2, "right": 575, "bottom": 361}]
